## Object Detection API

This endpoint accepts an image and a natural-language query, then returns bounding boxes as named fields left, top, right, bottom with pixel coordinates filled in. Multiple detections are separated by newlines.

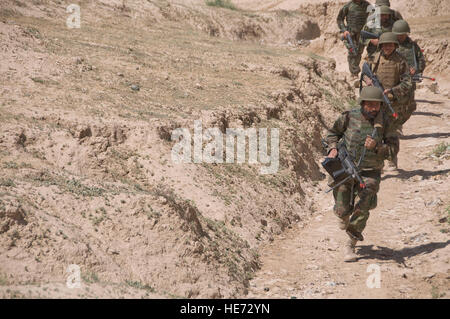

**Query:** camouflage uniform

left=325, top=108, right=399, bottom=236
left=337, top=0, right=371, bottom=75
left=396, top=37, right=426, bottom=124
left=365, top=50, right=412, bottom=127
left=360, top=12, right=395, bottom=59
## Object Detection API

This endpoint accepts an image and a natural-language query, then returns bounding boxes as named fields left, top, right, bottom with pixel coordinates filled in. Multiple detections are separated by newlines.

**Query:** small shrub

left=206, top=0, right=237, bottom=10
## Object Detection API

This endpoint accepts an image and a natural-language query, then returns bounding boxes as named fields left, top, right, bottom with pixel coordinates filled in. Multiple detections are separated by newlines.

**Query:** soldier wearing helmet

left=336, top=0, right=372, bottom=77
left=360, top=5, right=395, bottom=59
left=373, top=0, right=403, bottom=22
left=393, top=19, right=426, bottom=126
left=324, top=86, right=399, bottom=262
left=363, top=32, right=412, bottom=169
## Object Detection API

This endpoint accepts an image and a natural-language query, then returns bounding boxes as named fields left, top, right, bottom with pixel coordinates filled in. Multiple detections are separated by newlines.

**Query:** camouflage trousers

left=397, top=90, right=417, bottom=126
left=332, top=170, right=381, bottom=234
left=344, top=34, right=364, bottom=76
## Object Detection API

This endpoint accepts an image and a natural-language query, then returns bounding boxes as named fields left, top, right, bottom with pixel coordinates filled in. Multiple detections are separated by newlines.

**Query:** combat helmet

left=358, top=86, right=384, bottom=106
left=392, top=20, right=411, bottom=35
left=376, top=0, right=390, bottom=6
left=378, top=5, right=393, bottom=15
left=378, top=32, right=399, bottom=46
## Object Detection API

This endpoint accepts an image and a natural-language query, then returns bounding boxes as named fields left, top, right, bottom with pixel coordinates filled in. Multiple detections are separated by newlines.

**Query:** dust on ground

left=0, top=0, right=448, bottom=298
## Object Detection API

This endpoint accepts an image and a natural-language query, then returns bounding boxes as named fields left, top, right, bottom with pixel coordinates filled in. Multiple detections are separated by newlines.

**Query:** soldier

left=337, top=0, right=371, bottom=78
left=325, top=86, right=399, bottom=262
left=360, top=5, right=395, bottom=60
left=373, top=0, right=403, bottom=22
left=393, top=19, right=426, bottom=125
left=363, top=32, right=412, bottom=168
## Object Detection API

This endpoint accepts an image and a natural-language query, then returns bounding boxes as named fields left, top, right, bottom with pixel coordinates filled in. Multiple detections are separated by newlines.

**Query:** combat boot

left=344, top=238, right=358, bottom=262
left=396, top=125, right=403, bottom=137
left=336, top=214, right=350, bottom=230
left=385, top=156, right=398, bottom=172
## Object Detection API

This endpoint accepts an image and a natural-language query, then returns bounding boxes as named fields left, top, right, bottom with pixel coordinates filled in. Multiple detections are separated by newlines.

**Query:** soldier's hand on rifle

left=410, top=67, right=416, bottom=75
left=328, top=148, right=338, bottom=158
left=370, top=39, right=379, bottom=46
left=342, top=31, right=350, bottom=38
left=364, top=75, right=373, bottom=86
left=384, top=88, right=394, bottom=100
left=364, top=136, right=377, bottom=150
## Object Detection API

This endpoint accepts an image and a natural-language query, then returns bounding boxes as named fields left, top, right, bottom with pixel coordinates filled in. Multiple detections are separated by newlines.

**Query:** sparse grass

left=429, top=142, right=449, bottom=157
left=0, top=274, right=8, bottom=286
left=206, top=0, right=237, bottom=11
left=31, top=77, right=45, bottom=84
left=0, top=178, right=16, bottom=187
left=431, top=286, right=446, bottom=299
left=82, top=272, right=99, bottom=284
left=3, top=162, right=18, bottom=169
left=125, top=280, right=155, bottom=292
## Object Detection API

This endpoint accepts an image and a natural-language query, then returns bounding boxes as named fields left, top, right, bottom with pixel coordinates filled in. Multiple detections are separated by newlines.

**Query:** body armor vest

left=347, top=1, right=370, bottom=33
left=374, top=53, right=401, bottom=89
left=343, top=109, right=385, bottom=170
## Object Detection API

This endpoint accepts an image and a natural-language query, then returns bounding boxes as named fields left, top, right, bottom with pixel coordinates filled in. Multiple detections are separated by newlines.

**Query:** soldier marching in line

left=359, top=5, right=396, bottom=60
left=393, top=19, right=426, bottom=127
left=324, top=87, right=399, bottom=262
left=362, top=32, right=412, bottom=169
left=337, top=0, right=371, bottom=80
left=372, top=0, right=403, bottom=22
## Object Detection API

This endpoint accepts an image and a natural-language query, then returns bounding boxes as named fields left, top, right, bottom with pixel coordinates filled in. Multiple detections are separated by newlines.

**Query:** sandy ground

left=248, top=90, right=450, bottom=298
left=0, top=0, right=448, bottom=298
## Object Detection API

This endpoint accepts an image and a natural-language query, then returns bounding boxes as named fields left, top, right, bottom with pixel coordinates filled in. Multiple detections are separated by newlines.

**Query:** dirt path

left=247, top=89, right=450, bottom=299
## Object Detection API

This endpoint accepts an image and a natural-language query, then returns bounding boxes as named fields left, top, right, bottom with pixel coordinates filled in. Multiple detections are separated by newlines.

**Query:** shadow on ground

left=415, top=99, right=444, bottom=105
left=400, top=132, right=450, bottom=140
left=381, top=168, right=450, bottom=181
left=356, top=240, right=450, bottom=266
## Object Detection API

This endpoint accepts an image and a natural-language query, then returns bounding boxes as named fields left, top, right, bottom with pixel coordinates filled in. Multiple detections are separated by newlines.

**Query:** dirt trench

left=246, top=89, right=450, bottom=298
left=0, top=0, right=448, bottom=299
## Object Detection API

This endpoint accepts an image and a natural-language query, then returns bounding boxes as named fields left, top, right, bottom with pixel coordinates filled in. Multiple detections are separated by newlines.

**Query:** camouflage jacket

left=397, top=37, right=426, bottom=74
left=325, top=108, right=399, bottom=171
left=391, top=9, right=403, bottom=21
left=360, top=20, right=394, bottom=57
left=365, top=51, right=412, bottom=104
left=337, top=0, right=371, bottom=34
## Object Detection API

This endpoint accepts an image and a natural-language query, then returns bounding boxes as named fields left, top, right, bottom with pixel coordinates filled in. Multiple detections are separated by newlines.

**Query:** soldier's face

left=397, top=34, right=407, bottom=43
left=382, top=43, right=396, bottom=56
left=380, top=14, right=390, bottom=23
left=363, top=101, right=381, bottom=118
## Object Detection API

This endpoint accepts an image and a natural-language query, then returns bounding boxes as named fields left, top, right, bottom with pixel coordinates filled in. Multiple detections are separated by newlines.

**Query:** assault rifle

left=322, top=127, right=378, bottom=200
left=411, top=45, right=436, bottom=83
left=341, top=33, right=358, bottom=56
left=322, top=143, right=366, bottom=194
left=360, top=62, right=398, bottom=119
left=360, top=30, right=379, bottom=41
left=412, top=74, right=436, bottom=83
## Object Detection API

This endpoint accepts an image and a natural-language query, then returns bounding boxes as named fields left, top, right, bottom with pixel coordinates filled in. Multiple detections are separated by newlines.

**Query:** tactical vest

left=397, top=38, right=416, bottom=68
left=366, top=24, right=393, bottom=56
left=343, top=108, right=385, bottom=170
left=397, top=38, right=419, bottom=90
left=346, top=1, right=370, bottom=33
left=374, top=52, right=401, bottom=89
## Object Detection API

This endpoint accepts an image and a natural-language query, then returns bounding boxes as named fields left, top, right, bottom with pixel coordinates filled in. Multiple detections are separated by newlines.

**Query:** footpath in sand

left=248, top=89, right=450, bottom=299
